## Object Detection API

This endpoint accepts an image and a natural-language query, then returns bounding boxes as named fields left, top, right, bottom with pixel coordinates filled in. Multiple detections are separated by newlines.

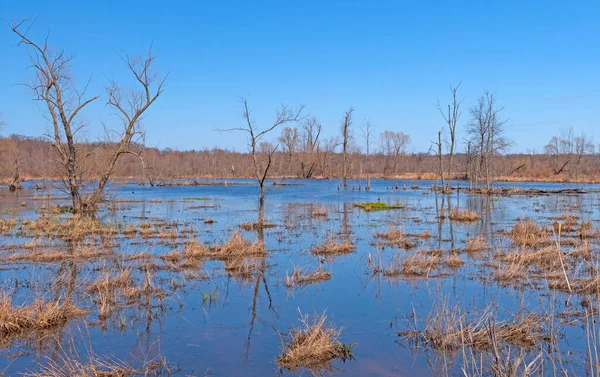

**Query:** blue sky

left=0, top=0, right=598, bottom=153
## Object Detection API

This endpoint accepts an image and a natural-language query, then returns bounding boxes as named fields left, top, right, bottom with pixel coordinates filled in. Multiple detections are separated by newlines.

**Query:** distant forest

left=1, top=133, right=598, bottom=185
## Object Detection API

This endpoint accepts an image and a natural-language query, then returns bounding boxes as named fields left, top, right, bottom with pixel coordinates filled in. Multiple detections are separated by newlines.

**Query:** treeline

left=1, top=133, right=599, bottom=184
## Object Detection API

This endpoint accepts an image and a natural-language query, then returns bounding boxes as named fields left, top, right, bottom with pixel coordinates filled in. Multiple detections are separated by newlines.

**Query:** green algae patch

left=353, top=202, right=403, bottom=211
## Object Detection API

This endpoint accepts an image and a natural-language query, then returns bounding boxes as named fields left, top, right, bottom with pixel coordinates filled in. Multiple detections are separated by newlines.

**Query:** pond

left=0, top=178, right=599, bottom=376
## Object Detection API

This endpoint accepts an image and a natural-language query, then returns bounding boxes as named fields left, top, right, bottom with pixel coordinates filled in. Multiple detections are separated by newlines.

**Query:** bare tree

left=339, top=107, right=354, bottom=188
left=222, top=97, right=303, bottom=226
left=299, top=117, right=321, bottom=178
left=467, top=90, right=510, bottom=191
left=277, top=126, right=299, bottom=162
left=380, top=130, right=411, bottom=175
left=430, top=130, right=444, bottom=188
left=435, top=82, right=462, bottom=189
left=11, top=20, right=165, bottom=214
left=545, top=128, right=595, bottom=179
left=360, top=118, right=374, bottom=190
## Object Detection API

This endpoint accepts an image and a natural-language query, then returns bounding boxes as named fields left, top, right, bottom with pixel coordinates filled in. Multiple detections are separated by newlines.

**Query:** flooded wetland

left=0, top=179, right=599, bottom=376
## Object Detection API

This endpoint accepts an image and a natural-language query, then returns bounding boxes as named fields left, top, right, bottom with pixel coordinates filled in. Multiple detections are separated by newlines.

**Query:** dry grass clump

left=20, top=216, right=118, bottom=242
left=399, top=303, right=548, bottom=353
left=0, top=218, right=17, bottom=234
left=507, top=219, right=550, bottom=247
left=494, top=261, right=527, bottom=283
left=285, top=266, right=331, bottom=287
left=2, top=247, right=111, bottom=263
left=24, top=356, right=135, bottom=377
left=551, top=214, right=579, bottom=233
left=465, top=236, right=489, bottom=253
left=211, top=232, right=265, bottom=259
left=310, top=205, right=328, bottom=219
left=496, top=245, right=561, bottom=271
left=375, top=227, right=417, bottom=249
left=277, top=311, right=354, bottom=371
left=312, top=237, right=355, bottom=256
left=160, top=240, right=210, bottom=268
left=23, top=350, right=170, bottom=377
left=223, top=258, right=261, bottom=282
left=447, top=208, right=480, bottom=222
left=384, top=253, right=441, bottom=277
left=0, top=293, right=86, bottom=336
left=445, top=254, right=465, bottom=268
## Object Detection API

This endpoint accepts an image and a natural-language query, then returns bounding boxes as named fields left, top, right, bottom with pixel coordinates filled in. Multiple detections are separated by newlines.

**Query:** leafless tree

left=339, top=107, right=354, bottom=188
left=298, top=117, right=321, bottom=178
left=317, top=136, right=339, bottom=179
left=467, top=90, right=510, bottom=191
left=430, top=130, right=444, bottom=188
left=545, top=128, right=595, bottom=179
left=222, top=97, right=304, bottom=226
left=277, top=126, right=299, bottom=161
left=11, top=20, right=165, bottom=214
left=360, top=118, right=374, bottom=190
left=435, top=82, right=462, bottom=189
left=380, top=130, right=411, bottom=175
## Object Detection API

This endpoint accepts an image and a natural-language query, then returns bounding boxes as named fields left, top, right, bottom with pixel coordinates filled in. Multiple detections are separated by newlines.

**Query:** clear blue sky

left=0, top=0, right=598, bottom=153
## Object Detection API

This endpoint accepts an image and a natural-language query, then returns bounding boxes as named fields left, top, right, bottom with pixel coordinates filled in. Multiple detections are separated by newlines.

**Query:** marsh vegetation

left=0, top=178, right=599, bottom=376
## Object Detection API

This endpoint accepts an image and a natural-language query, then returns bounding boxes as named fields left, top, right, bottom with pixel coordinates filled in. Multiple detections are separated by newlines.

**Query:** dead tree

left=11, top=20, right=165, bottom=214
left=381, top=130, right=411, bottom=176
left=222, top=97, right=303, bottom=227
left=430, top=130, right=444, bottom=188
left=467, top=90, right=510, bottom=191
left=277, top=126, right=299, bottom=163
left=339, top=107, right=354, bottom=188
left=435, top=82, right=462, bottom=189
left=299, top=117, right=321, bottom=178
left=360, top=118, right=374, bottom=190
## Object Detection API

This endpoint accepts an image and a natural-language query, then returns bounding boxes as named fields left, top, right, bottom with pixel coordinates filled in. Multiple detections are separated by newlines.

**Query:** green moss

left=354, top=202, right=403, bottom=211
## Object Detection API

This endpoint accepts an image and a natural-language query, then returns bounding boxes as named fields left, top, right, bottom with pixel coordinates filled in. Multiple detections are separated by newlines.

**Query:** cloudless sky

left=0, top=0, right=599, bottom=153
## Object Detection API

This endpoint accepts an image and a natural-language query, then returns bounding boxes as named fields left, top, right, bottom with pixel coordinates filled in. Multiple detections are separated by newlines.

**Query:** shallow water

left=0, top=178, right=599, bottom=376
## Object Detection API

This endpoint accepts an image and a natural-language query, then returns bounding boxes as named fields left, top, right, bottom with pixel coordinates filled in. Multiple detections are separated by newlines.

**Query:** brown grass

left=2, top=247, right=111, bottom=263
left=285, top=266, right=331, bottom=287
left=445, top=254, right=465, bottom=268
left=448, top=208, right=480, bottom=222
left=375, top=227, right=417, bottom=249
left=0, top=292, right=86, bottom=336
left=399, top=302, right=548, bottom=353
left=277, top=311, right=353, bottom=371
left=507, top=219, right=551, bottom=247
left=0, top=218, right=17, bottom=234
left=310, top=206, right=328, bottom=219
left=465, top=236, right=489, bottom=253
left=384, top=253, right=441, bottom=277
left=312, top=237, right=355, bottom=256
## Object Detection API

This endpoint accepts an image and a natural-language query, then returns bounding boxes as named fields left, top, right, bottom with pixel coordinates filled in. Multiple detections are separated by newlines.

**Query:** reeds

left=312, top=237, right=355, bottom=256
left=375, top=227, right=417, bottom=249
left=399, top=302, right=548, bottom=353
left=277, top=310, right=354, bottom=371
left=465, top=236, right=489, bottom=253
left=448, top=208, right=480, bottom=222
left=507, top=218, right=550, bottom=247
left=285, top=266, right=331, bottom=287
left=0, top=292, right=86, bottom=336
